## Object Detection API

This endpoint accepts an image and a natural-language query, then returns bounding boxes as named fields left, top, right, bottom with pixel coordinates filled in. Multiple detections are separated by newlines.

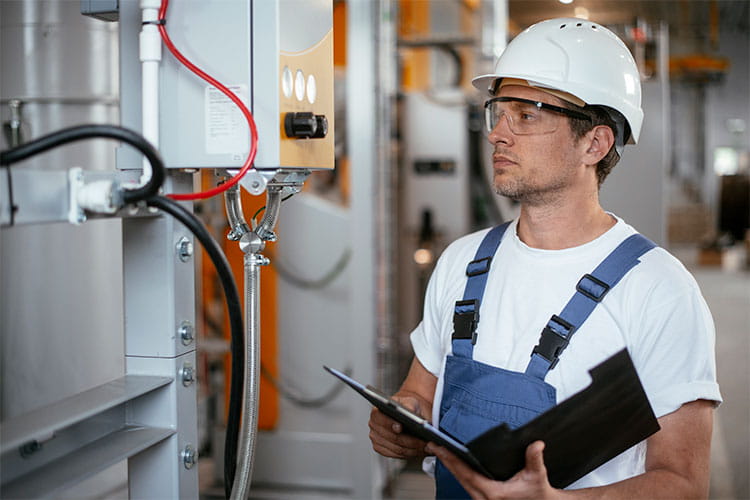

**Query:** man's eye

left=519, top=112, right=538, bottom=121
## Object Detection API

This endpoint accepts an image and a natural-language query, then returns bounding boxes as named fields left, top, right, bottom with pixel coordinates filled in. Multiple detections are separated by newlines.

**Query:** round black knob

left=285, top=112, right=316, bottom=138
left=284, top=112, right=328, bottom=139
left=312, top=115, right=328, bottom=139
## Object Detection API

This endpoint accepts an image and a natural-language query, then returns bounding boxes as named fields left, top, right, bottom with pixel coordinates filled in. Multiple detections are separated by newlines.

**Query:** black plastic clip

left=466, top=256, right=492, bottom=277
left=452, top=299, right=480, bottom=344
left=576, top=274, right=610, bottom=302
left=532, top=315, right=574, bottom=369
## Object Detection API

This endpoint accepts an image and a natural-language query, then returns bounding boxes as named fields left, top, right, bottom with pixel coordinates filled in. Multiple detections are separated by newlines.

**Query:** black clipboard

left=325, top=348, right=660, bottom=488
left=323, top=366, right=491, bottom=475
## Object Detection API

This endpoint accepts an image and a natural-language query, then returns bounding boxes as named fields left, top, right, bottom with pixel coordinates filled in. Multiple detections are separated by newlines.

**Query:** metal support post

left=122, top=172, right=199, bottom=498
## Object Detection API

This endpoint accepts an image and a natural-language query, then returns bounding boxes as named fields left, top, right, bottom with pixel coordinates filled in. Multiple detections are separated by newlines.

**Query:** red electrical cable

left=158, top=0, right=259, bottom=200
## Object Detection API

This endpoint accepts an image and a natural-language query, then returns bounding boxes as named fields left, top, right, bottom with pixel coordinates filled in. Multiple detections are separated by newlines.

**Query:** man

left=369, top=18, right=721, bottom=499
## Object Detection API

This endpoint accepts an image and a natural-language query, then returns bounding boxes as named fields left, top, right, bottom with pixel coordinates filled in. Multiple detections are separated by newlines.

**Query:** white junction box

left=134, top=0, right=334, bottom=171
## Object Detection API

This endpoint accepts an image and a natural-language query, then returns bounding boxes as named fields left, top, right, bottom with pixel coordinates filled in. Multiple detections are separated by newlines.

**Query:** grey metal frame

left=0, top=172, right=201, bottom=499
left=121, top=174, right=200, bottom=498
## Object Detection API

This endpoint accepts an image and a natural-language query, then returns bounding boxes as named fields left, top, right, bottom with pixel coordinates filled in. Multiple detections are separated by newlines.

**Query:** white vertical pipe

left=480, top=0, right=507, bottom=62
left=140, top=0, right=162, bottom=185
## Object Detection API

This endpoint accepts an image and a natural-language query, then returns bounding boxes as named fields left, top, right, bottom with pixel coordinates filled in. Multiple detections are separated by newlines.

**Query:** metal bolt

left=176, top=237, right=193, bottom=262
left=181, top=362, right=195, bottom=387
left=239, top=232, right=265, bottom=254
left=178, top=321, right=195, bottom=346
left=181, top=444, right=197, bottom=469
left=19, top=440, right=43, bottom=459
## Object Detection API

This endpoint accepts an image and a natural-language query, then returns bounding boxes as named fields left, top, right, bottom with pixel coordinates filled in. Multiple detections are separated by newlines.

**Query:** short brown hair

left=567, top=106, right=622, bottom=187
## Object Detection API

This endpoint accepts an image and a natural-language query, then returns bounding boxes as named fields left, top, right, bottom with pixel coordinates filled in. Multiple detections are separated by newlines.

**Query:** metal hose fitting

left=224, top=182, right=251, bottom=241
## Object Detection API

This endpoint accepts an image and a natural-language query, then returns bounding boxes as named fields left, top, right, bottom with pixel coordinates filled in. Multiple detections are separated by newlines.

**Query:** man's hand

left=368, top=395, right=430, bottom=459
left=367, top=357, right=438, bottom=459
left=427, top=440, right=558, bottom=500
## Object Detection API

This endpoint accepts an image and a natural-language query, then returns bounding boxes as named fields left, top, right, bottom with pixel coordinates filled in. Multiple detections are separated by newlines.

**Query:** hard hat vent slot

left=560, top=24, right=566, bottom=29
left=576, top=23, right=583, bottom=27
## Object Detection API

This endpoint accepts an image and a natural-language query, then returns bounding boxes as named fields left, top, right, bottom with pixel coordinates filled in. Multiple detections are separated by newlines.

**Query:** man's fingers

left=369, top=406, right=404, bottom=432
left=368, top=407, right=427, bottom=458
left=429, top=444, right=491, bottom=499
left=369, top=427, right=426, bottom=457
left=525, top=440, right=547, bottom=475
left=391, top=395, right=423, bottom=417
left=368, top=414, right=424, bottom=448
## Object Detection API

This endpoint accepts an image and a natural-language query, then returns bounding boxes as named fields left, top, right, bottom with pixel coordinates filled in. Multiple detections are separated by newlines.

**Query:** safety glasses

left=484, top=97, right=592, bottom=135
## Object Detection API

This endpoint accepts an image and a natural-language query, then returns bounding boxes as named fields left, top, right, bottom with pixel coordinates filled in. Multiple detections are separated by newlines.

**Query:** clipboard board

left=323, top=366, right=491, bottom=475
left=325, top=348, right=660, bottom=488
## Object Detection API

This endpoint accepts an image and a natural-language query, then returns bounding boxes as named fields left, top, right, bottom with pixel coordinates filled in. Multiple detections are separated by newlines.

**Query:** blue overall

left=434, top=222, right=656, bottom=499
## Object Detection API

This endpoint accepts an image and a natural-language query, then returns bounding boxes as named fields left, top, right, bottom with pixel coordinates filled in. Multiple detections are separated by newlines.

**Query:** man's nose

left=488, top=113, right=514, bottom=146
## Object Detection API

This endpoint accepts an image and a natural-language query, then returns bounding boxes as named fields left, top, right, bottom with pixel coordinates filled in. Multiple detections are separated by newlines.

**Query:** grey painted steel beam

left=1, top=425, right=174, bottom=498
left=0, top=169, right=70, bottom=226
left=1, top=375, right=172, bottom=453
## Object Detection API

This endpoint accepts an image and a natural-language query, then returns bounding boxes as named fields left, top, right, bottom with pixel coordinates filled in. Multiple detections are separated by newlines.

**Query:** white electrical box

left=156, top=0, right=334, bottom=170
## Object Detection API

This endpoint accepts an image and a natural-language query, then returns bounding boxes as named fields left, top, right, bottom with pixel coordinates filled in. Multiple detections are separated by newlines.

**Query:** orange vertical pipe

left=333, top=1, right=347, bottom=68
left=400, top=0, right=431, bottom=91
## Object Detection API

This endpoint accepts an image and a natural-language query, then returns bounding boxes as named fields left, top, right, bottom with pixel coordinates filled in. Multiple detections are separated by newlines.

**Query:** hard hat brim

left=472, top=74, right=500, bottom=96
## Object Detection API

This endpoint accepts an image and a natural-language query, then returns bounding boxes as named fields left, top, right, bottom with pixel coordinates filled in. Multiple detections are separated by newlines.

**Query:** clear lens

left=485, top=99, right=561, bottom=135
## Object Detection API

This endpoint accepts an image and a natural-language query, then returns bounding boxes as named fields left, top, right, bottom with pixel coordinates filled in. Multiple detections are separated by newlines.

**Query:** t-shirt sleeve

left=409, top=233, right=481, bottom=377
left=628, top=257, right=722, bottom=417
left=410, top=263, right=449, bottom=377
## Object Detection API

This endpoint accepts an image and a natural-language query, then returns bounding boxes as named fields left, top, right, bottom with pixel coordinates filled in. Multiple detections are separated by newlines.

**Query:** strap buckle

left=452, top=299, right=480, bottom=344
left=576, top=274, right=610, bottom=302
left=531, top=315, right=574, bottom=369
left=466, top=256, right=492, bottom=277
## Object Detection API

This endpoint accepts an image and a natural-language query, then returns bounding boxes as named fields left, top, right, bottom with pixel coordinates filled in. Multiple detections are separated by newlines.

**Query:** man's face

left=488, top=85, right=589, bottom=206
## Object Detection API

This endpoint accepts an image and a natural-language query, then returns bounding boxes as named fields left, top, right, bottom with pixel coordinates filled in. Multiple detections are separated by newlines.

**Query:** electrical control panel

left=156, top=0, right=334, bottom=171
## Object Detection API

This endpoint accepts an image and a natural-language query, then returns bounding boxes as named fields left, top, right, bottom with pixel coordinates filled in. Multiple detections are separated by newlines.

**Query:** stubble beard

left=493, top=168, right=572, bottom=207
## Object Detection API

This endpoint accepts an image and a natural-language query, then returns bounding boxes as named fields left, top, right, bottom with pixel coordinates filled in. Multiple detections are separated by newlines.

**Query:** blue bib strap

left=526, top=233, right=657, bottom=378
left=451, top=222, right=511, bottom=359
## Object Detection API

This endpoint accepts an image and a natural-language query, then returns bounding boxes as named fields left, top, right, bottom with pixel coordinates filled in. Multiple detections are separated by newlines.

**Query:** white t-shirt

left=411, top=216, right=721, bottom=489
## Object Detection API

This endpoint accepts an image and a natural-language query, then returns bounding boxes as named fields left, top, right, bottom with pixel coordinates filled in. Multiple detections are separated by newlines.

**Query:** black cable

left=0, top=124, right=241, bottom=497
left=251, top=192, right=296, bottom=222
left=145, top=195, right=243, bottom=499
left=436, top=44, right=464, bottom=88
left=0, top=124, right=165, bottom=204
left=5, top=166, right=17, bottom=226
left=268, top=247, right=351, bottom=290
left=261, top=363, right=352, bottom=408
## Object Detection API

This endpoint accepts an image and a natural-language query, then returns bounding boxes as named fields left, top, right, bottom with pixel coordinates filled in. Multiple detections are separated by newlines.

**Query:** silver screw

left=181, top=362, right=195, bottom=387
left=179, top=321, right=195, bottom=346
left=181, top=444, right=197, bottom=469
left=176, top=237, right=193, bottom=262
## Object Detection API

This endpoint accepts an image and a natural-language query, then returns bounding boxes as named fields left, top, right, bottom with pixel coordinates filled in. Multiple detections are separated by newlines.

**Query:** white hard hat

left=473, top=18, right=643, bottom=145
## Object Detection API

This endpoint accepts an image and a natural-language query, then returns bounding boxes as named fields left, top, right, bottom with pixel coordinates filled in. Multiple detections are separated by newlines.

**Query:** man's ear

left=582, top=125, right=615, bottom=165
